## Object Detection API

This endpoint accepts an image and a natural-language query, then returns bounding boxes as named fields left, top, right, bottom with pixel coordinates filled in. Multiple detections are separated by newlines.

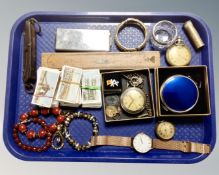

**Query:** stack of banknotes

left=32, top=66, right=102, bottom=108
left=55, top=66, right=82, bottom=107
left=81, top=69, right=102, bottom=108
left=31, top=67, right=60, bottom=108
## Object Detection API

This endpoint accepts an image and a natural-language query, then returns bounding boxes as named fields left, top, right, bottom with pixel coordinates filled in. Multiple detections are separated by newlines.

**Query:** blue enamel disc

left=160, top=75, right=199, bottom=113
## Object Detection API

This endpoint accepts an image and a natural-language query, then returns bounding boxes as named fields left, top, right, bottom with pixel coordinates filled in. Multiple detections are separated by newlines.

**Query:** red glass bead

left=31, top=147, right=37, bottom=152
left=21, top=145, right=27, bottom=150
left=37, top=148, right=42, bottom=152
left=15, top=138, right=20, bottom=143
left=52, top=107, right=61, bottom=116
left=42, top=145, right=47, bottom=151
left=49, top=124, right=57, bottom=133
left=13, top=133, right=18, bottom=138
left=46, top=141, right=51, bottom=147
left=14, top=124, right=19, bottom=129
left=57, top=115, right=65, bottom=124
left=47, top=132, right=52, bottom=137
left=20, top=113, right=28, bottom=121
left=27, top=146, right=32, bottom=151
left=40, top=108, right=50, bottom=116
left=30, top=109, right=39, bottom=117
left=38, top=129, right=47, bottom=138
left=41, top=120, right=46, bottom=125
left=48, top=137, right=52, bottom=142
left=44, top=125, right=49, bottom=131
left=33, top=118, right=38, bottom=123
left=37, top=118, right=42, bottom=123
left=18, top=124, right=27, bottom=133
left=26, top=130, right=36, bottom=140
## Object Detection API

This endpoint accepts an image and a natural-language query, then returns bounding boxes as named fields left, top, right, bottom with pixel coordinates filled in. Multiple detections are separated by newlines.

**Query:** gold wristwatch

left=91, top=133, right=210, bottom=154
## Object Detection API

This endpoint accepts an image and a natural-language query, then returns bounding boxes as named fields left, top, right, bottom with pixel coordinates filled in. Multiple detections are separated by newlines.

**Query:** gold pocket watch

left=120, top=87, right=146, bottom=114
left=166, top=36, right=192, bottom=66
left=155, top=121, right=176, bottom=140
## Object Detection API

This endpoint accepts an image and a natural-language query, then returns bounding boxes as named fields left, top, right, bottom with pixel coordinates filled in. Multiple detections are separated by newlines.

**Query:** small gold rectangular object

left=183, top=20, right=205, bottom=50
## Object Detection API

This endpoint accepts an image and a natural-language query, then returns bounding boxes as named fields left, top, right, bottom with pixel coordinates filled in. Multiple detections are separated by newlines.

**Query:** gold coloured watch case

left=120, top=87, right=146, bottom=114
left=155, top=121, right=176, bottom=140
left=166, top=36, right=192, bottom=66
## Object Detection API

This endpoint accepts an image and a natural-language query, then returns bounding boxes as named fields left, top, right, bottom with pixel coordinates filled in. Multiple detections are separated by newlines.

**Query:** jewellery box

left=102, top=69, right=154, bottom=122
left=155, top=66, right=211, bottom=117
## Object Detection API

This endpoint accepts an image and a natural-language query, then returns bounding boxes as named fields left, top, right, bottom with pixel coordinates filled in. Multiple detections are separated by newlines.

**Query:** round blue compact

left=160, top=75, right=199, bottom=113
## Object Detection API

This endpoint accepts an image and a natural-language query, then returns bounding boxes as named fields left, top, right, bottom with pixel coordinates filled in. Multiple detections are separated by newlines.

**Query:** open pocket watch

left=120, top=74, right=146, bottom=114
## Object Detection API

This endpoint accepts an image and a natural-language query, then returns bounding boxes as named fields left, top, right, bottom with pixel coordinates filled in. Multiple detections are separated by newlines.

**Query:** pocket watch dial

left=155, top=121, right=175, bottom=140
left=120, top=87, right=146, bottom=114
left=133, top=133, right=152, bottom=153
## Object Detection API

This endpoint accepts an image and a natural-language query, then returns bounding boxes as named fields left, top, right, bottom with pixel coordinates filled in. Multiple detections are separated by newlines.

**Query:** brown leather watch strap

left=91, top=136, right=132, bottom=147
left=152, top=139, right=211, bottom=154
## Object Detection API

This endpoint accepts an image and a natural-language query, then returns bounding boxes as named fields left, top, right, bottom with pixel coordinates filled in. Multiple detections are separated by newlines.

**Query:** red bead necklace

left=13, top=107, right=65, bottom=152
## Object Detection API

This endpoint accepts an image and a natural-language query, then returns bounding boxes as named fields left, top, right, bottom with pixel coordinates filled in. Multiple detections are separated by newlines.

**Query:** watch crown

left=175, top=36, right=184, bottom=45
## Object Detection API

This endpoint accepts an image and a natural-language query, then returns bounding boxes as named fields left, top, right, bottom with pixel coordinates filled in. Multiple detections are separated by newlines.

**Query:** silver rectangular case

left=55, top=28, right=111, bottom=51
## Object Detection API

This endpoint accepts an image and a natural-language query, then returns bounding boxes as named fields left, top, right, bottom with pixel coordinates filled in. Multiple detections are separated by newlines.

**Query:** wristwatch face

left=120, top=87, right=146, bottom=114
left=133, top=133, right=152, bottom=153
left=155, top=121, right=175, bottom=140
left=166, top=43, right=192, bottom=66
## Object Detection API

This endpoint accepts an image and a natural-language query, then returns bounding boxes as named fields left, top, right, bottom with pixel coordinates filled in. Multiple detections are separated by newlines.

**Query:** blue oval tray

left=3, top=12, right=216, bottom=163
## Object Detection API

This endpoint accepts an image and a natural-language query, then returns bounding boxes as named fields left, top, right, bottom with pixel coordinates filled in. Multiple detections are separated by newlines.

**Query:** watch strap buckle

left=181, top=141, right=191, bottom=152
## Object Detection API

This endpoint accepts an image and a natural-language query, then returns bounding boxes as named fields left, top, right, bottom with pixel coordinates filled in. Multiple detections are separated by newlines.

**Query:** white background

left=0, top=0, right=218, bottom=174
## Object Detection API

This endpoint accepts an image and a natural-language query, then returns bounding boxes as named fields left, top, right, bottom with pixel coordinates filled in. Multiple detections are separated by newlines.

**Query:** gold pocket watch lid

left=166, top=36, right=192, bottom=66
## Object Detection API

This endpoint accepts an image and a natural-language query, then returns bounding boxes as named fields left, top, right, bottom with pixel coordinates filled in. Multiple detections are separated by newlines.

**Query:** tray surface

left=3, top=12, right=216, bottom=163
